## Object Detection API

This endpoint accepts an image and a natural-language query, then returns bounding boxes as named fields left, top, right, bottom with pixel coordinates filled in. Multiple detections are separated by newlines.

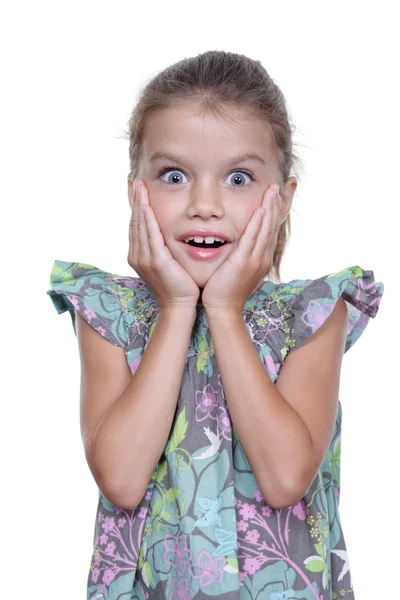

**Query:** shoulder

left=46, top=259, right=157, bottom=348
left=276, top=264, right=384, bottom=359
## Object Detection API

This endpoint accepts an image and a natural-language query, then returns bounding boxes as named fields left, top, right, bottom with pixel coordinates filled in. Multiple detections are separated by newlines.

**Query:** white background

left=1, top=1, right=396, bottom=598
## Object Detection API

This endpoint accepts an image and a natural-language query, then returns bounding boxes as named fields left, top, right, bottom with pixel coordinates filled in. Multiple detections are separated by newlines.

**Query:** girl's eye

left=157, top=167, right=189, bottom=185
left=226, top=170, right=254, bottom=187
left=156, top=165, right=255, bottom=187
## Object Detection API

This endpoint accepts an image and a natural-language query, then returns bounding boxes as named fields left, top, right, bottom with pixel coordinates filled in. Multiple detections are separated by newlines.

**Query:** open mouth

left=184, top=240, right=228, bottom=249
left=180, top=239, right=231, bottom=260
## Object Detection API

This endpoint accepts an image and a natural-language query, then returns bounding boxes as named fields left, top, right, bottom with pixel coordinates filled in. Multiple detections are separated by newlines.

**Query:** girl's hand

left=202, top=183, right=282, bottom=312
left=128, top=180, right=200, bottom=309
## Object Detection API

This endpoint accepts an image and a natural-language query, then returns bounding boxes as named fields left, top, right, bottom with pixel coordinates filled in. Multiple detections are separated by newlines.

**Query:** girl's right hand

left=128, top=180, right=200, bottom=309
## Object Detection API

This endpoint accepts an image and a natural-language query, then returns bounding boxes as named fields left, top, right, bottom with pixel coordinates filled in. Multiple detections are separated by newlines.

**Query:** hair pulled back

left=125, top=50, right=303, bottom=283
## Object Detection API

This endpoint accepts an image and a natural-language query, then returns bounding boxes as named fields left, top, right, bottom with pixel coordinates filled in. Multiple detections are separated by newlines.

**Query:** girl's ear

left=279, top=176, right=297, bottom=222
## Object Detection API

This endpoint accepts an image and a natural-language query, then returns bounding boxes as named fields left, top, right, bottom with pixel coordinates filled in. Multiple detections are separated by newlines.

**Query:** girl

left=47, top=50, right=384, bottom=600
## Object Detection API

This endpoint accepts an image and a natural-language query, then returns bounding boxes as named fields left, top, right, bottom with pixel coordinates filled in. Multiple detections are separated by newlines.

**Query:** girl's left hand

left=202, top=183, right=282, bottom=312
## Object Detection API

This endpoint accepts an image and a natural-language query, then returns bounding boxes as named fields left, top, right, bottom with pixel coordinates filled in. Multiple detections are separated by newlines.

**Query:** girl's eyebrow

left=149, top=151, right=266, bottom=167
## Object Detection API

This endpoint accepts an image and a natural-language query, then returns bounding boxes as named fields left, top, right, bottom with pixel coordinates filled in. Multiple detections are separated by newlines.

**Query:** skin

left=127, top=101, right=297, bottom=298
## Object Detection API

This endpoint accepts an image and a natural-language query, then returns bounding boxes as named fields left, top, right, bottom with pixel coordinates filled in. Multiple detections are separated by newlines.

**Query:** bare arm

left=77, top=306, right=197, bottom=509
left=206, top=298, right=347, bottom=510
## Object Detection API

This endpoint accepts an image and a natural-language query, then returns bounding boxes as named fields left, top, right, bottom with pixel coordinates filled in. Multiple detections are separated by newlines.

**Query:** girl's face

left=128, top=101, right=296, bottom=289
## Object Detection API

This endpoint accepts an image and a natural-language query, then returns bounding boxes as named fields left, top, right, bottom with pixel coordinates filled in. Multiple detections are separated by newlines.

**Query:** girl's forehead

left=142, top=104, right=276, bottom=160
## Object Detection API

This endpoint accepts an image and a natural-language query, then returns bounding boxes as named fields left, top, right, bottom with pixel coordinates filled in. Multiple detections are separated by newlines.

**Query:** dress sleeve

left=46, top=260, right=130, bottom=348
left=284, top=265, right=384, bottom=358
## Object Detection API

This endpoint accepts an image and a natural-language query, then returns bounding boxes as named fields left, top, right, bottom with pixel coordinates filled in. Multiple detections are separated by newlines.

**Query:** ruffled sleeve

left=281, top=265, right=384, bottom=359
left=46, top=260, right=132, bottom=348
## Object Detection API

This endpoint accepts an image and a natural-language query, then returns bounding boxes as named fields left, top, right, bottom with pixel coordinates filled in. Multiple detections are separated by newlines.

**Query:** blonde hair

left=124, top=50, right=304, bottom=283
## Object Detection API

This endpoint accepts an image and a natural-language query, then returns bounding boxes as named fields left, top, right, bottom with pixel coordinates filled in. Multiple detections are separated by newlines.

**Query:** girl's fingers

left=137, top=181, right=152, bottom=262
left=237, top=202, right=266, bottom=256
left=253, top=185, right=280, bottom=256
left=130, top=179, right=139, bottom=264
left=139, top=182, right=166, bottom=261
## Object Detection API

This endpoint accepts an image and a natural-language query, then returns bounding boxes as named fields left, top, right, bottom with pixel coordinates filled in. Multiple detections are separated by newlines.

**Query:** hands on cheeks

left=135, top=180, right=283, bottom=313
left=201, top=183, right=282, bottom=312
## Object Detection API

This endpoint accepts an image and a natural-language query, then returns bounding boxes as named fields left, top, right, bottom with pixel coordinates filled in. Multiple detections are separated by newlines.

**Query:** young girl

left=47, top=50, right=384, bottom=600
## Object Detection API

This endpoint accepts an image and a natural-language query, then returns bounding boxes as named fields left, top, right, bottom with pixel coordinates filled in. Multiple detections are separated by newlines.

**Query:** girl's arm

left=206, top=297, right=348, bottom=510
left=77, top=306, right=197, bottom=509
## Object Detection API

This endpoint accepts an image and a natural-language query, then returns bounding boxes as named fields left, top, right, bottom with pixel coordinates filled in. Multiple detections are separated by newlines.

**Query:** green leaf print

left=50, top=261, right=76, bottom=286
left=304, top=542, right=327, bottom=574
left=138, top=542, right=146, bottom=569
left=148, top=319, right=156, bottom=338
left=142, top=561, right=153, bottom=587
left=314, top=543, right=326, bottom=559
left=196, top=334, right=210, bottom=373
left=155, top=459, right=168, bottom=483
left=351, top=265, right=364, bottom=278
left=152, top=497, right=164, bottom=518
left=166, top=406, right=188, bottom=454
left=119, top=287, right=134, bottom=307
left=164, top=487, right=181, bottom=503
left=225, top=556, right=239, bottom=570
left=50, top=261, right=64, bottom=280
left=304, top=559, right=325, bottom=573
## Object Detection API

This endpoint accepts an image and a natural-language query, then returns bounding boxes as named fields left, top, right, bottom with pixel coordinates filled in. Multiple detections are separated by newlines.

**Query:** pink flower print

left=102, top=516, right=115, bottom=533
left=239, top=571, right=246, bottom=583
left=239, top=503, right=257, bottom=521
left=261, top=505, right=272, bottom=517
left=189, top=550, right=225, bottom=586
left=145, top=490, right=152, bottom=500
left=164, top=534, right=192, bottom=577
left=236, top=519, right=249, bottom=532
left=129, top=357, right=141, bottom=375
left=301, top=300, right=333, bottom=333
left=97, top=510, right=104, bottom=523
left=138, top=507, right=147, bottom=519
left=99, top=533, right=108, bottom=545
left=94, top=551, right=101, bottom=567
left=253, top=489, right=264, bottom=502
left=264, top=353, right=279, bottom=377
left=245, top=529, right=260, bottom=543
left=243, top=556, right=261, bottom=576
left=292, top=498, right=309, bottom=521
left=195, top=384, right=219, bottom=422
left=102, top=568, right=115, bottom=586
left=96, top=326, right=106, bottom=337
left=169, top=578, right=196, bottom=600
left=214, top=406, right=232, bottom=438
left=105, top=541, right=116, bottom=555
left=67, top=294, right=80, bottom=310
left=115, top=506, right=123, bottom=515
left=91, top=567, right=100, bottom=583
left=118, top=517, right=126, bottom=528
left=84, top=306, right=97, bottom=324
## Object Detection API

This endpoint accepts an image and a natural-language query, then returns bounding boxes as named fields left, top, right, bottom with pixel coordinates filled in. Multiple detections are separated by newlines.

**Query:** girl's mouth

left=179, top=240, right=231, bottom=260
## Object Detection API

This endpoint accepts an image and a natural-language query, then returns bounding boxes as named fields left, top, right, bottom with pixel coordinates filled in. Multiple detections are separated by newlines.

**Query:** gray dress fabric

left=47, top=260, right=384, bottom=599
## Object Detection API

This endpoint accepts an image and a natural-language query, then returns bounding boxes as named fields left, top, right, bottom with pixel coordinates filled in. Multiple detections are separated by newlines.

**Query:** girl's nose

left=186, top=185, right=224, bottom=217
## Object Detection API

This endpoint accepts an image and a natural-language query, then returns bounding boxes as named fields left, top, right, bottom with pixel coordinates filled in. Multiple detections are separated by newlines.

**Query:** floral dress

left=47, top=260, right=384, bottom=600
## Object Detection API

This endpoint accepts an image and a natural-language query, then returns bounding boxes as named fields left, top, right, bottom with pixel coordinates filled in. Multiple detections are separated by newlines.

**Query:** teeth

left=184, top=236, right=226, bottom=244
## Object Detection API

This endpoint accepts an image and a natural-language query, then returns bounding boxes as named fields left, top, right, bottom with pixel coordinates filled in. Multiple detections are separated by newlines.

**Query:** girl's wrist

left=159, top=305, right=198, bottom=321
